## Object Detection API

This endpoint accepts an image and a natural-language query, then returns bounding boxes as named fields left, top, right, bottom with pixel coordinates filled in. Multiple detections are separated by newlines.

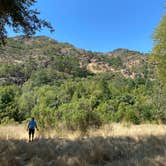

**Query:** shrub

left=124, top=106, right=140, bottom=124
left=32, top=104, right=57, bottom=129
left=58, top=102, right=102, bottom=132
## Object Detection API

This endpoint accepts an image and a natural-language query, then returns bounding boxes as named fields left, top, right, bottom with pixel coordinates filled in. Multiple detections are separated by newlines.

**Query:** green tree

left=152, top=13, right=166, bottom=85
left=0, top=85, right=23, bottom=123
left=0, top=0, right=54, bottom=44
left=151, top=11, right=166, bottom=120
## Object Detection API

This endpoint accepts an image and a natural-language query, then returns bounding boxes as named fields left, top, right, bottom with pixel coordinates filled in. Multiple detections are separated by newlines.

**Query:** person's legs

left=32, top=133, right=34, bottom=141
left=32, top=129, right=35, bottom=141
left=29, top=134, right=31, bottom=142
left=29, top=129, right=32, bottom=142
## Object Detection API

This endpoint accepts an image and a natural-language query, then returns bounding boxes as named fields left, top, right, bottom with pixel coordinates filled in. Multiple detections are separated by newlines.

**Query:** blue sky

left=9, top=0, right=165, bottom=53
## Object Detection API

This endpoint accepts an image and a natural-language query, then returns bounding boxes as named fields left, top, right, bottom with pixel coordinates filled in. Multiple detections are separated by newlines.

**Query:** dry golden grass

left=0, top=123, right=166, bottom=166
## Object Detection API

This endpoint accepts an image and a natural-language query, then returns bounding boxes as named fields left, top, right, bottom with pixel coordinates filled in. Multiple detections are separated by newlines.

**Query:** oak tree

left=0, top=0, right=54, bottom=44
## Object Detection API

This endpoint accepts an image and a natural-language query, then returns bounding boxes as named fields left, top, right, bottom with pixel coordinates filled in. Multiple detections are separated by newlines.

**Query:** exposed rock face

left=87, top=62, right=111, bottom=74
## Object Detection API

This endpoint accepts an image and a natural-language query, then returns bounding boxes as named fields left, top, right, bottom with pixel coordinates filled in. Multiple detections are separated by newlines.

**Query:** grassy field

left=0, top=124, right=166, bottom=166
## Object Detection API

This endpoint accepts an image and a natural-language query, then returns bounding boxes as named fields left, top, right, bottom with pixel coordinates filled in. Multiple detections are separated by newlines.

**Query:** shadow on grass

left=0, top=135, right=166, bottom=166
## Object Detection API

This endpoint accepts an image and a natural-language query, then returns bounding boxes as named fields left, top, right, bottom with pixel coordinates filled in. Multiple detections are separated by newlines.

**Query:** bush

left=96, top=100, right=118, bottom=123
left=0, top=85, right=22, bottom=123
left=32, top=104, right=57, bottom=129
left=124, top=106, right=140, bottom=124
left=58, top=102, right=102, bottom=132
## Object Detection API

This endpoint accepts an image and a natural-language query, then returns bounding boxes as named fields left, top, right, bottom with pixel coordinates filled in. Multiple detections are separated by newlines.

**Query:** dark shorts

left=29, top=128, right=35, bottom=135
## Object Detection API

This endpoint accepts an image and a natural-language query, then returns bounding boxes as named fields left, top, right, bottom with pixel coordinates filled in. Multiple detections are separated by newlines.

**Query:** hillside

left=0, top=35, right=164, bottom=129
left=0, top=36, right=147, bottom=85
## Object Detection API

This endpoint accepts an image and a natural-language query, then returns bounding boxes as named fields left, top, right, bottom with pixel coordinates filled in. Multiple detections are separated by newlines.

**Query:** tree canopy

left=152, top=14, right=166, bottom=85
left=0, top=0, right=54, bottom=45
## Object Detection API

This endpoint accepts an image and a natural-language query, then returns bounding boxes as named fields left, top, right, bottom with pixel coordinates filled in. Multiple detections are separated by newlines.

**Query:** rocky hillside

left=0, top=36, right=147, bottom=83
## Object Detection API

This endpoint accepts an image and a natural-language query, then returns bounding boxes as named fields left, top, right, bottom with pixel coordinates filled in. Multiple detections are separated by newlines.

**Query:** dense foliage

left=0, top=60, right=165, bottom=130
left=152, top=14, right=166, bottom=86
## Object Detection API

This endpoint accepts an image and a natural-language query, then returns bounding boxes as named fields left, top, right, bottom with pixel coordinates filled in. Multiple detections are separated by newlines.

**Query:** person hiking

left=27, top=117, right=38, bottom=142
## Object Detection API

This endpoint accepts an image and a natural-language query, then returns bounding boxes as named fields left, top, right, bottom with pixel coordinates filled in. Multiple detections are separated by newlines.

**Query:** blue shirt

left=28, top=120, right=37, bottom=129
